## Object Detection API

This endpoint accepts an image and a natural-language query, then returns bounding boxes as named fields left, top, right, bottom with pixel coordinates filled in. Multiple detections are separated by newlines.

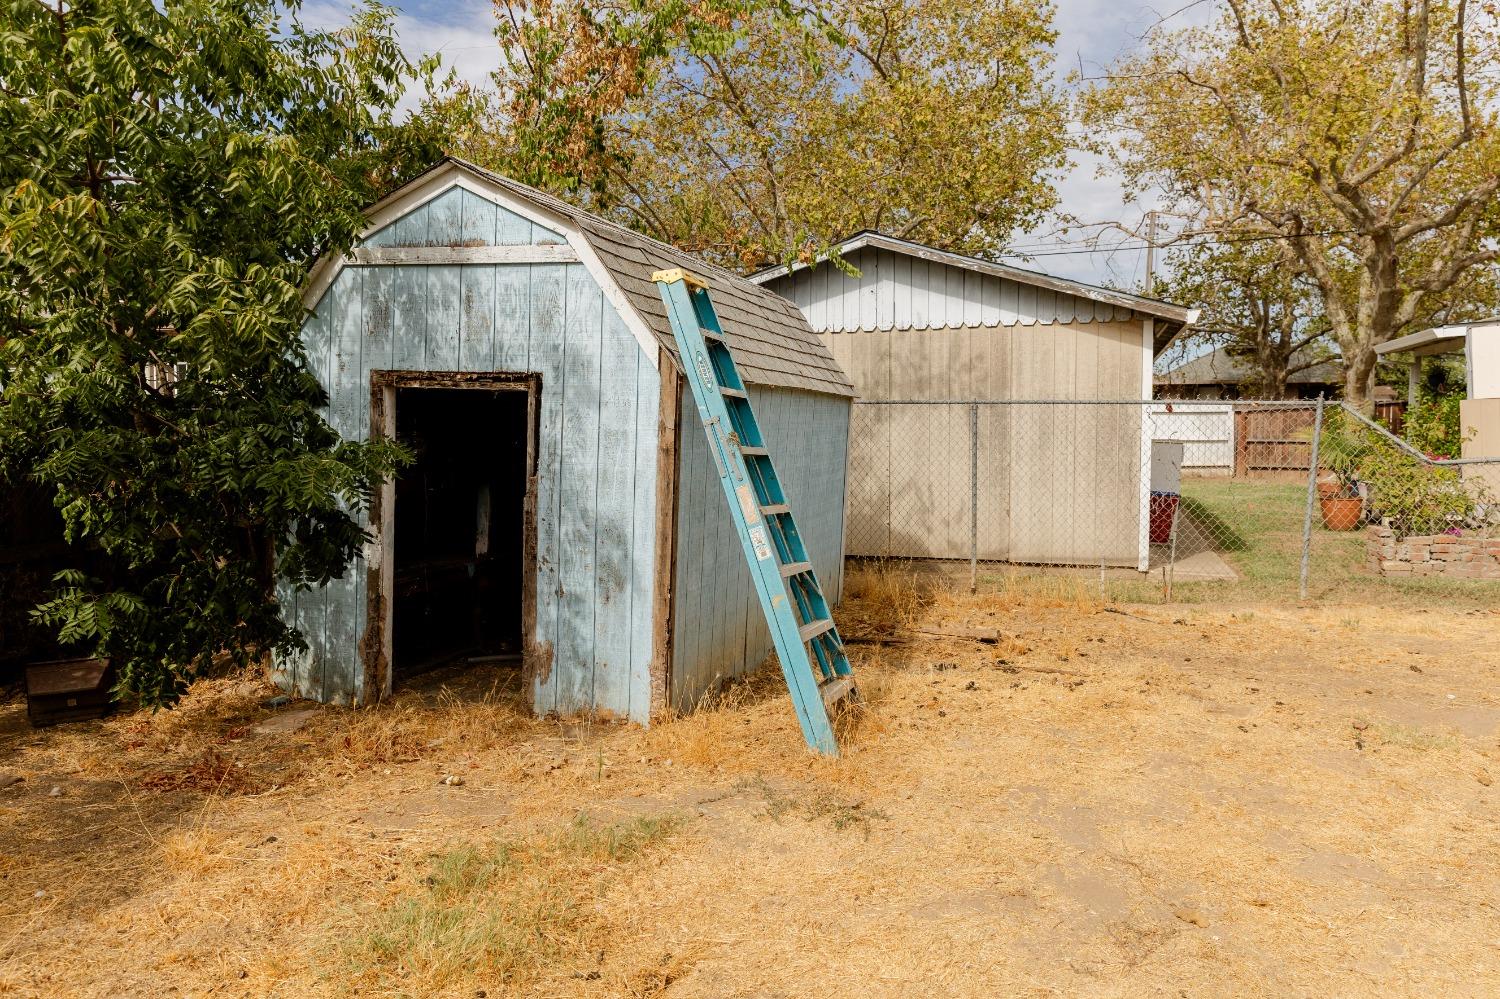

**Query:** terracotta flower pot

left=1319, top=495, right=1363, bottom=531
left=1317, top=478, right=1340, bottom=499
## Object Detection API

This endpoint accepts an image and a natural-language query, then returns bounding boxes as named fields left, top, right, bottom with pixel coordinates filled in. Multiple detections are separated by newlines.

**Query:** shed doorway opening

left=392, top=385, right=531, bottom=683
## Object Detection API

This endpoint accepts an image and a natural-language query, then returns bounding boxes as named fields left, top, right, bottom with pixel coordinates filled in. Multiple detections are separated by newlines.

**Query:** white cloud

left=299, top=1, right=499, bottom=115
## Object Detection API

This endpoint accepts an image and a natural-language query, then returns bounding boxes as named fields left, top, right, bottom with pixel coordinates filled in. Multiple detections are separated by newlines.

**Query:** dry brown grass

left=2, top=582, right=1499, bottom=997
left=335, top=811, right=686, bottom=995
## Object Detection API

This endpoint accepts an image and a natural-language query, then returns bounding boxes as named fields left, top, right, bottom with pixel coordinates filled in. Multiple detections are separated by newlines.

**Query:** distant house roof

left=1156, top=346, right=1342, bottom=388
left=749, top=230, right=1199, bottom=355
left=309, top=157, right=854, bottom=398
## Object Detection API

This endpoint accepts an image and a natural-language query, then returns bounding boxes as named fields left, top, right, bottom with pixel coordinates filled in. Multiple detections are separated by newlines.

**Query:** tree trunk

left=1343, top=342, right=1379, bottom=412
left=1249, top=357, right=1291, bottom=399
left=1257, top=341, right=1290, bottom=399
left=1268, top=368, right=1290, bottom=400
left=1344, top=239, right=1400, bottom=413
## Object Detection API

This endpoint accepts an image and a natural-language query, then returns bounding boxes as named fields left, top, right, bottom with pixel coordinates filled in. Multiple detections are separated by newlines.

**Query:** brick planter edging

left=1365, top=525, right=1500, bottom=579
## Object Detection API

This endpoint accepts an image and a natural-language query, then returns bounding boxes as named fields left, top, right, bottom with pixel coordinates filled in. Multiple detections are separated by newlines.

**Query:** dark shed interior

left=392, top=387, right=529, bottom=682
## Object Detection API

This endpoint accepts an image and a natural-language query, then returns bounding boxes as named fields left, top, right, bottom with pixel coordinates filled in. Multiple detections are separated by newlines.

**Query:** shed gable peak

left=360, top=185, right=567, bottom=250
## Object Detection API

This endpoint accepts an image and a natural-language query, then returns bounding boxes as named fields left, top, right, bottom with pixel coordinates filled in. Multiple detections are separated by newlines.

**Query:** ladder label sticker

left=736, top=484, right=761, bottom=525
left=748, top=525, right=773, bottom=562
left=694, top=350, right=715, bottom=388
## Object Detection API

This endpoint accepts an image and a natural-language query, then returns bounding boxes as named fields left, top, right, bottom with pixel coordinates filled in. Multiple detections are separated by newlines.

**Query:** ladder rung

left=780, top=560, right=812, bottom=577
left=799, top=618, right=834, bottom=643
left=741, top=445, right=768, bottom=457
left=819, top=675, right=856, bottom=707
left=700, top=326, right=725, bottom=342
left=720, top=387, right=748, bottom=399
left=761, top=503, right=789, bottom=516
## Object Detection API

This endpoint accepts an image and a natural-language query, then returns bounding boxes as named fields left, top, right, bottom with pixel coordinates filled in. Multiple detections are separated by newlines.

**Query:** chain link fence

left=846, top=399, right=1500, bottom=600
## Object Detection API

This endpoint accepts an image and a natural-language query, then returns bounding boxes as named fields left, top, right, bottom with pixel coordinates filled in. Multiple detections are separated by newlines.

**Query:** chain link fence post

left=970, top=402, right=979, bottom=594
left=1299, top=394, right=1327, bottom=601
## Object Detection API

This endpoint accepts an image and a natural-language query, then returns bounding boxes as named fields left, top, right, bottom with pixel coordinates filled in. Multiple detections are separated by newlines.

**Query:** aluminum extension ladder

left=653, top=268, right=857, bottom=755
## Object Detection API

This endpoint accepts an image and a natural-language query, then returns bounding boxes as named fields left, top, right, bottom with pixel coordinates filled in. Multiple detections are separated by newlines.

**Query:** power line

left=998, top=226, right=1365, bottom=258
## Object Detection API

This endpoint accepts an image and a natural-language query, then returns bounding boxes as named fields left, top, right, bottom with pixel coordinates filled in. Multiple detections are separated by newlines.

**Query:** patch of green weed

left=340, top=812, right=684, bottom=993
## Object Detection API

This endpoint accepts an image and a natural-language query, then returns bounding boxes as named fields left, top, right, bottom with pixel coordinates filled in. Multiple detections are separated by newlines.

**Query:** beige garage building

left=752, top=232, right=1197, bottom=569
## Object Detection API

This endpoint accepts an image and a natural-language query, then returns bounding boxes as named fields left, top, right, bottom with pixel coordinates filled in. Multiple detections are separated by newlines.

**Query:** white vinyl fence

left=1150, top=403, right=1233, bottom=475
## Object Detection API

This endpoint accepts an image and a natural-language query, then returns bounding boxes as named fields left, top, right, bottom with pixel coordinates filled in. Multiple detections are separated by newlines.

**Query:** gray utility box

left=1151, top=440, right=1185, bottom=494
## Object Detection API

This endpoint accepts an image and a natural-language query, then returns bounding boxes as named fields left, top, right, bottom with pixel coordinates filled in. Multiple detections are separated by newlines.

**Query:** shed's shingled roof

left=448, top=158, right=854, bottom=398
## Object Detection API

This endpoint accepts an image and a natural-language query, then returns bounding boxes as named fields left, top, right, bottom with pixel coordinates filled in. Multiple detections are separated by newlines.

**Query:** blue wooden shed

left=274, top=158, right=854, bottom=722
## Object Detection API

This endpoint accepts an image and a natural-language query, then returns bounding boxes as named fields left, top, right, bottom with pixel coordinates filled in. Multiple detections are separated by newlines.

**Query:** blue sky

left=304, top=0, right=1212, bottom=287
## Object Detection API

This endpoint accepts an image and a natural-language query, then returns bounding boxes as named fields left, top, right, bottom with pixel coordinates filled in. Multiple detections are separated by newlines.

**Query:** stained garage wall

left=762, top=246, right=1152, bottom=567
left=824, top=318, right=1146, bottom=565
left=274, top=187, right=660, bottom=722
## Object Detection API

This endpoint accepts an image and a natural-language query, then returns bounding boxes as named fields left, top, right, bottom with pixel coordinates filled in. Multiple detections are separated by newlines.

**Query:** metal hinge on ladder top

left=652, top=267, right=858, bottom=757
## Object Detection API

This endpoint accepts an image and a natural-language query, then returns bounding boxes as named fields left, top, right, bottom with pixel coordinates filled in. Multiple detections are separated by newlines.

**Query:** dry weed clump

left=311, top=680, right=538, bottom=775
left=981, top=570, right=1105, bottom=612
left=335, top=812, right=685, bottom=995
left=638, top=649, right=893, bottom=782
left=842, top=563, right=929, bottom=633
left=641, top=669, right=801, bottom=774
left=158, top=824, right=239, bottom=877
left=30, top=674, right=273, bottom=786
left=137, top=747, right=267, bottom=795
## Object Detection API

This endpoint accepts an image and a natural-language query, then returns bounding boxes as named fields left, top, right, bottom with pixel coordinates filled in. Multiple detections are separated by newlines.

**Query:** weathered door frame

left=364, top=371, right=541, bottom=704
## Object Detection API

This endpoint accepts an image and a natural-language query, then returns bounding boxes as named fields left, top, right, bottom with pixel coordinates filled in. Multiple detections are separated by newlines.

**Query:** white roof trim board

left=750, top=231, right=1198, bottom=352
left=1375, top=320, right=1500, bottom=357
left=303, top=158, right=854, bottom=398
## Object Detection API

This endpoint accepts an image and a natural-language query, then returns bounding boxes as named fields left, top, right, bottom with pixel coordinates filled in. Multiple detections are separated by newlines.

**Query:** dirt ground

left=2, top=570, right=1498, bottom=997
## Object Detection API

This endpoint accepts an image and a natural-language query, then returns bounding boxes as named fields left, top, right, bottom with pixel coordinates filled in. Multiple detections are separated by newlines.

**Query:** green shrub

left=1321, top=408, right=1492, bottom=538
left=1360, top=446, right=1482, bottom=537
left=1403, top=391, right=1466, bottom=459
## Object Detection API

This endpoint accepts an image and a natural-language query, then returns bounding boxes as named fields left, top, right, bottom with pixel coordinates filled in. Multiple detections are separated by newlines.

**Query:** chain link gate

left=846, top=399, right=1500, bottom=600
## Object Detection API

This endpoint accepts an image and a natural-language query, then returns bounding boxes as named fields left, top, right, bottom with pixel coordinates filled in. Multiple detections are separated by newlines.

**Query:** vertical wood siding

left=669, top=387, right=851, bottom=710
left=276, top=189, right=659, bottom=720
left=777, top=247, right=1141, bottom=334
left=833, top=319, right=1144, bottom=566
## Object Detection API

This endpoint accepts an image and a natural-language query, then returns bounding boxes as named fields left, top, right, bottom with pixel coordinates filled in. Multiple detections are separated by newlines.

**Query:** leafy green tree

left=610, top=0, right=1067, bottom=269
left=436, top=0, right=1066, bottom=269
left=1157, top=241, right=1332, bottom=399
left=0, top=0, right=435, bottom=705
left=1083, top=0, right=1500, bottom=409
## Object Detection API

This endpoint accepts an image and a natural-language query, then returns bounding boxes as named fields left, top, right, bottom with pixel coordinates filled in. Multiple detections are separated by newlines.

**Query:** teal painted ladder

left=653, top=268, right=857, bottom=756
